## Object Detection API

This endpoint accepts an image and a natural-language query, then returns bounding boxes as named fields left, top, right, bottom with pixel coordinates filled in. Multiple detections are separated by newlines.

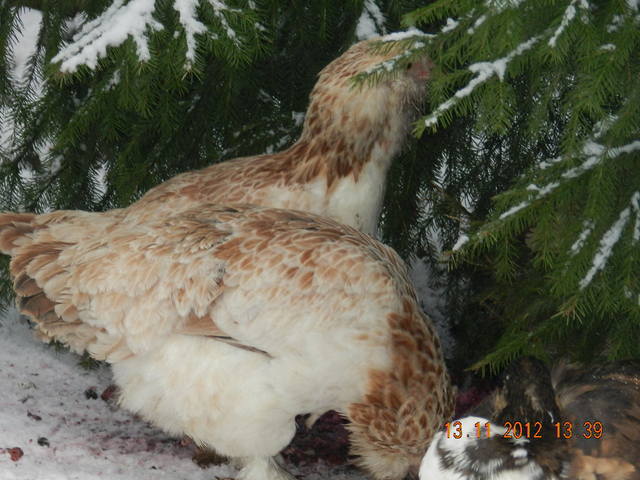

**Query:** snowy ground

left=0, top=309, right=365, bottom=480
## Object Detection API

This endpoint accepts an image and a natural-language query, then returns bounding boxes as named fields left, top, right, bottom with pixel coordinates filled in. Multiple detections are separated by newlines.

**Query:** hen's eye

left=406, top=62, right=413, bottom=70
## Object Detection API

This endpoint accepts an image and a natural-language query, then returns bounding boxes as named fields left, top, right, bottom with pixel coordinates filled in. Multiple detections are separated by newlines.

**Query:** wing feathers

left=0, top=213, right=36, bottom=254
left=19, top=292, right=55, bottom=317
left=2, top=205, right=411, bottom=365
left=178, top=312, right=226, bottom=337
left=54, top=303, right=79, bottom=323
left=2, top=210, right=240, bottom=360
left=177, top=313, right=270, bottom=357
left=11, top=242, right=70, bottom=277
left=13, top=272, right=40, bottom=297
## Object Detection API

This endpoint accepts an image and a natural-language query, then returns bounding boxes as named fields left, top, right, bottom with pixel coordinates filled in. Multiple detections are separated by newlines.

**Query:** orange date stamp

left=444, top=420, right=604, bottom=439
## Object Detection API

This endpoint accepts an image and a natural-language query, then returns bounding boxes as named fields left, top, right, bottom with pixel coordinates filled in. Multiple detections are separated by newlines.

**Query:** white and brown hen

left=419, top=357, right=640, bottom=479
left=119, top=36, right=430, bottom=234
left=0, top=205, right=453, bottom=480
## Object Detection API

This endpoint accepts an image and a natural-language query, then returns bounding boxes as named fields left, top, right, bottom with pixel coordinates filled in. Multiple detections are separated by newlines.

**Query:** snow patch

left=538, top=156, right=562, bottom=170
left=607, top=14, right=624, bottom=32
left=564, top=140, right=640, bottom=180
left=499, top=201, right=530, bottom=219
left=208, top=0, right=240, bottom=43
left=65, top=12, right=88, bottom=35
left=106, top=69, right=121, bottom=90
left=484, top=0, right=527, bottom=12
left=381, top=28, right=427, bottom=42
left=52, top=0, right=243, bottom=71
left=441, top=18, right=459, bottom=33
left=631, top=192, right=640, bottom=243
left=570, top=220, right=595, bottom=255
left=580, top=192, right=639, bottom=289
left=548, top=0, right=590, bottom=48
left=592, top=114, right=618, bottom=139
left=467, top=15, right=487, bottom=34
left=501, top=139, right=639, bottom=220
left=356, top=0, right=386, bottom=40
left=52, top=0, right=162, bottom=72
left=452, top=234, right=469, bottom=251
left=174, top=0, right=208, bottom=62
left=499, top=182, right=560, bottom=220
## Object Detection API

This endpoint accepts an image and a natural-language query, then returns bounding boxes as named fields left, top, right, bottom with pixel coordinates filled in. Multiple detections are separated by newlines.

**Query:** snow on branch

left=570, top=220, right=595, bottom=255
left=52, top=0, right=161, bottom=72
left=548, top=0, right=590, bottom=47
left=208, top=0, right=241, bottom=44
left=380, top=28, right=430, bottom=42
left=467, top=15, right=487, bottom=34
left=356, top=0, right=386, bottom=40
left=580, top=192, right=640, bottom=289
left=174, top=0, right=208, bottom=62
left=358, top=31, right=431, bottom=77
left=52, top=0, right=243, bottom=72
left=484, top=0, right=527, bottom=13
left=420, top=36, right=540, bottom=131
left=440, top=18, right=459, bottom=33
left=633, top=192, right=640, bottom=243
left=500, top=139, right=640, bottom=220
left=452, top=234, right=469, bottom=251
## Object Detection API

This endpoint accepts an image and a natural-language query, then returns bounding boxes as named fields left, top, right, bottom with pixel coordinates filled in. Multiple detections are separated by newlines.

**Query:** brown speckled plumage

left=118, top=39, right=430, bottom=234
left=0, top=205, right=452, bottom=480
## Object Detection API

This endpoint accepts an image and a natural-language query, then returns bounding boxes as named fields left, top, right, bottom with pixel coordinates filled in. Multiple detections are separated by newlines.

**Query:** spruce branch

left=416, top=35, right=540, bottom=135
left=50, top=0, right=260, bottom=72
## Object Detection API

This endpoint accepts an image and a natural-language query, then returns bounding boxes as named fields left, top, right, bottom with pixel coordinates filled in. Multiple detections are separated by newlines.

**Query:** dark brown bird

left=419, top=357, right=640, bottom=479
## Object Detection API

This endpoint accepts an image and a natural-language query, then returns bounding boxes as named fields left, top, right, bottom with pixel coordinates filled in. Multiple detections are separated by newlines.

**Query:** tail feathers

left=0, top=213, right=36, bottom=255
left=0, top=214, right=100, bottom=355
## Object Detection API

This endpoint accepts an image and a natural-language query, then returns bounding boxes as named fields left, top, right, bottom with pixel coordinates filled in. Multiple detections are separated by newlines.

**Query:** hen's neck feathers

left=279, top=43, right=423, bottom=189
left=123, top=40, right=428, bottom=235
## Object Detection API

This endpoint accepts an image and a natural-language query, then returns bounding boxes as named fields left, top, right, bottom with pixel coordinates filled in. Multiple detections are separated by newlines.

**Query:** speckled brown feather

left=348, top=298, right=454, bottom=478
left=0, top=205, right=451, bottom=480
left=116, top=40, right=429, bottom=234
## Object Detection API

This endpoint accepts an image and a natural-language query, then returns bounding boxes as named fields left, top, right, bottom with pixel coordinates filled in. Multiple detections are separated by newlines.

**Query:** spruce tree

left=2, top=0, right=638, bottom=374
left=395, top=0, right=640, bottom=371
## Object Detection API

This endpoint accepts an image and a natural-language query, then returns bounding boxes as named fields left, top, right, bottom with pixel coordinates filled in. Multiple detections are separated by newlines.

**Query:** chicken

left=117, top=36, right=430, bottom=234
left=0, top=205, right=454, bottom=480
left=419, top=357, right=640, bottom=479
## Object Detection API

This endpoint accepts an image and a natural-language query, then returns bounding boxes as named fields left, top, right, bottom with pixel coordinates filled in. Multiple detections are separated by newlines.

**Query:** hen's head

left=311, top=37, right=430, bottom=106
left=297, top=37, right=431, bottom=168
